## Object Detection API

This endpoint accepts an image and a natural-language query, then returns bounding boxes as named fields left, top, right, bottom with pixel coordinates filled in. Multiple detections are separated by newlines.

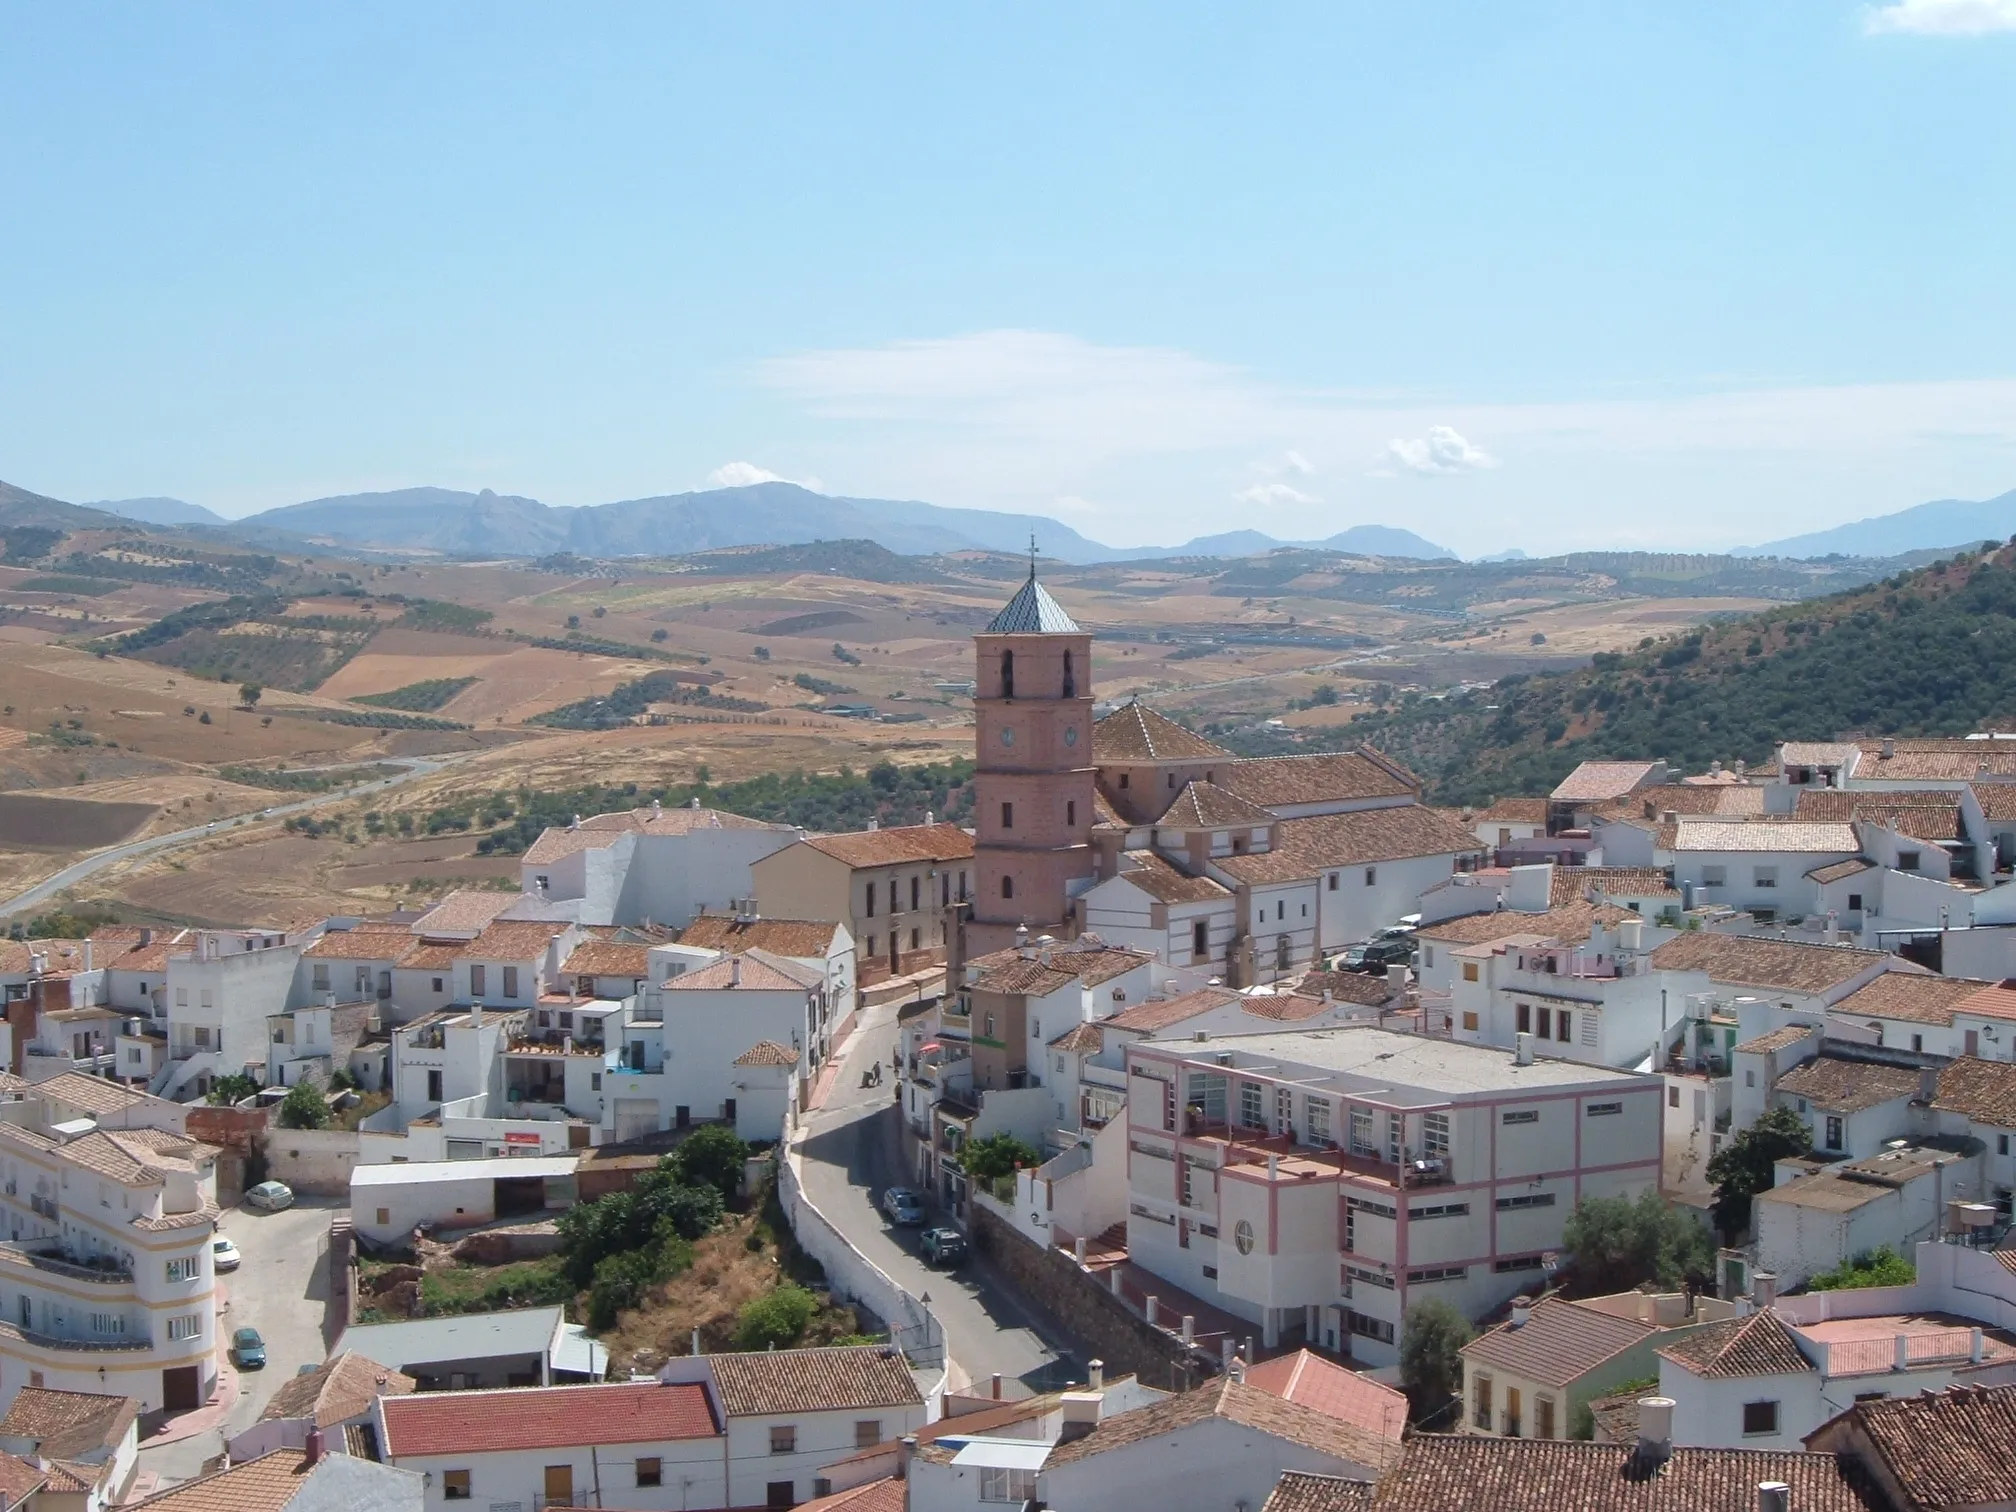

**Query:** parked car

left=212, top=1237, right=242, bottom=1272
left=881, top=1187, right=925, bottom=1226
left=244, top=1180, right=295, bottom=1212
left=1341, top=936, right=1417, bottom=974
left=232, top=1327, right=266, bottom=1369
left=920, top=1227, right=967, bottom=1267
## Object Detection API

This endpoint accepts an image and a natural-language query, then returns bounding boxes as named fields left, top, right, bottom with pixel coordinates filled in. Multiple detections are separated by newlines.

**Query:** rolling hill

left=88, top=497, right=230, bottom=528
left=1739, top=488, right=2016, bottom=560
left=1309, top=542, right=2016, bottom=804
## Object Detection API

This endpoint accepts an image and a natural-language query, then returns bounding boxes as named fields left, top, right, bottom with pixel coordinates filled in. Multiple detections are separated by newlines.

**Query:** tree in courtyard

left=207, top=1072, right=260, bottom=1106
left=1563, top=1188, right=1716, bottom=1293
left=1398, top=1297, right=1472, bottom=1425
left=277, top=1077, right=329, bottom=1130
left=1707, top=1105, right=1812, bottom=1241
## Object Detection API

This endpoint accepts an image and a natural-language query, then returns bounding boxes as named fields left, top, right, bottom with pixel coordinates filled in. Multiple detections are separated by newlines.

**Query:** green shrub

left=736, top=1284, right=817, bottom=1350
left=1809, top=1247, right=1915, bottom=1291
left=277, top=1079, right=328, bottom=1130
left=672, top=1126, right=751, bottom=1203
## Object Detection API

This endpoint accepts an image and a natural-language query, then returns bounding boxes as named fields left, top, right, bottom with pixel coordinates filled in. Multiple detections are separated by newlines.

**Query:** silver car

left=244, top=1180, right=295, bottom=1212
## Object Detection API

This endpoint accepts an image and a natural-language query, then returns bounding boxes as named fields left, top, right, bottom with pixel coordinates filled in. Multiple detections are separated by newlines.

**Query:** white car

left=243, top=1180, right=295, bottom=1213
left=212, top=1237, right=242, bottom=1271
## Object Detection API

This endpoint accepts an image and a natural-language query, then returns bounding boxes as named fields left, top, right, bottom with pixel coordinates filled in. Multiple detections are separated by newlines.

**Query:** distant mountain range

left=1738, top=488, right=2016, bottom=560
left=77, top=482, right=1459, bottom=562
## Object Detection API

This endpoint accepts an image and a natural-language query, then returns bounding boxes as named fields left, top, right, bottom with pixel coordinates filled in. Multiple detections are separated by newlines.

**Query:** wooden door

left=544, top=1464, right=574, bottom=1504
left=162, top=1366, right=200, bottom=1411
left=1505, top=1386, right=1522, bottom=1438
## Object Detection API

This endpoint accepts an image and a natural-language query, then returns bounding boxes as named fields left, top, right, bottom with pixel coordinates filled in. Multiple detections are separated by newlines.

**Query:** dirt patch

left=0, top=792, right=155, bottom=848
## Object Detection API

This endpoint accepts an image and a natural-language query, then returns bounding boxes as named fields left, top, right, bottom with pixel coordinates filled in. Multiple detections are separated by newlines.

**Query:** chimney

left=730, top=957, right=742, bottom=987
left=898, top=1435, right=917, bottom=1481
left=1635, top=1397, right=1674, bottom=1466
left=1757, top=1484, right=1790, bottom=1512
left=304, top=1426, right=325, bottom=1468
left=569, top=814, right=581, bottom=831
left=1510, top=1297, right=1532, bottom=1328
left=469, top=999, right=483, bottom=1028
left=82, top=941, right=92, bottom=972
left=1752, top=1272, right=1778, bottom=1309
left=139, top=927, right=153, bottom=948
left=1058, top=1392, right=1102, bottom=1443
left=1386, top=963, right=1408, bottom=996
left=692, top=1327, right=702, bottom=1356
left=1882, top=738, right=1896, bottom=760
left=990, top=1373, right=1003, bottom=1400
left=1088, top=1358, right=1104, bottom=1391
left=1971, top=1326, right=1985, bottom=1364
left=1229, top=1357, right=1246, bottom=1383
left=1515, top=1031, right=1534, bottom=1067
left=651, top=798, right=663, bottom=818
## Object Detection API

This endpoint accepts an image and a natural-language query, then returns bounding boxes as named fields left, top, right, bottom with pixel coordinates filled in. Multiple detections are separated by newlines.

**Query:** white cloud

left=705, top=460, right=823, bottom=492
left=1284, top=449, right=1315, bottom=476
left=1865, top=0, right=2016, bottom=33
left=1235, top=481, right=1320, bottom=506
left=1384, top=425, right=1498, bottom=475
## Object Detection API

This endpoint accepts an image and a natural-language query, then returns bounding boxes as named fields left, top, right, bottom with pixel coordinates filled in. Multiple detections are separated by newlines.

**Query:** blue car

left=232, top=1327, right=267, bottom=1369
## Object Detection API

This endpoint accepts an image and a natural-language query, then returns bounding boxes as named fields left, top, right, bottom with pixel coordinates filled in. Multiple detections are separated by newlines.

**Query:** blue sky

left=3, top=2, right=2014, bottom=554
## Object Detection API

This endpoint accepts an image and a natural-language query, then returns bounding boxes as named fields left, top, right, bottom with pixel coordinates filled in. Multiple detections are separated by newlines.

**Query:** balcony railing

left=0, top=1243, right=132, bottom=1285
left=0, top=1317, right=150, bottom=1353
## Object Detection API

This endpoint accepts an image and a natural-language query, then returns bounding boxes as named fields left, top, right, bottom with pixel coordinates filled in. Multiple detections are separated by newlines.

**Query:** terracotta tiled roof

left=0, top=1386, right=138, bottom=1459
left=1049, top=1022, right=1105, bottom=1053
left=1856, top=738, right=2016, bottom=782
left=1472, top=798, right=1548, bottom=824
left=800, top=823, right=974, bottom=869
left=1605, top=783, right=1764, bottom=821
left=1550, top=867, right=1679, bottom=903
left=1973, top=783, right=2016, bottom=821
left=1104, top=987, right=1242, bottom=1034
left=36, top=1070, right=152, bottom=1115
left=732, top=1040, right=800, bottom=1067
left=1462, top=1299, right=1658, bottom=1390
left=1241, top=1349, right=1407, bottom=1442
left=1092, top=700, right=1230, bottom=762
left=1833, top=972, right=1988, bottom=1028
left=1657, top=1310, right=1811, bottom=1378
left=1549, top=761, right=1664, bottom=803
left=1113, top=850, right=1231, bottom=905
left=793, top=1476, right=907, bottom=1512
left=0, top=1453, right=46, bottom=1507
left=379, top=1381, right=719, bottom=1456
left=677, top=917, right=842, bottom=958
left=1782, top=743, right=1861, bottom=767
left=1807, top=857, right=1874, bottom=884
left=1671, top=820, right=1859, bottom=853
left=1264, top=1472, right=1376, bottom=1512
left=520, top=826, right=628, bottom=865
left=970, top=945, right=1152, bottom=998
left=1216, top=805, right=1482, bottom=885
left=1044, top=1376, right=1402, bottom=1475
left=560, top=941, right=652, bottom=979
left=1732, top=1024, right=1820, bottom=1056
left=1933, top=1056, right=2016, bottom=1128
left=464, top=920, right=567, bottom=960
left=1367, top=1435, right=1876, bottom=1512
left=410, top=889, right=518, bottom=936
left=58, top=1130, right=181, bottom=1186
left=1217, top=750, right=1418, bottom=810
left=1240, top=992, right=1360, bottom=1022
left=1810, top=1381, right=2016, bottom=1509
left=1157, top=780, right=1277, bottom=829
left=1583, top=1393, right=1642, bottom=1445
left=258, top=1351, right=415, bottom=1429
left=1292, top=971, right=1396, bottom=1008
left=301, top=928, right=413, bottom=961
left=665, top=953, right=819, bottom=992
left=1951, top=981, right=2016, bottom=1023
left=1775, top=1055, right=1920, bottom=1113
left=1418, top=902, right=1635, bottom=947
left=396, top=940, right=460, bottom=971
left=129, top=1449, right=322, bottom=1512
left=706, top=1345, right=922, bottom=1417
left=1647, top=934, right=1893, bottom=993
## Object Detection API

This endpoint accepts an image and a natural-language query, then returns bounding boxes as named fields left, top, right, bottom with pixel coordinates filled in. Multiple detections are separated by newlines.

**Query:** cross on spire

left=1028, top=531, right=1038, bottom=581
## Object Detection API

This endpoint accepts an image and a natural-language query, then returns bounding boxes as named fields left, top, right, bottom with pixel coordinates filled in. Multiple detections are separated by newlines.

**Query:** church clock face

left=1000, top=726, right=1015, bottom=748
left=1063, top=725, right=1079, bottom=747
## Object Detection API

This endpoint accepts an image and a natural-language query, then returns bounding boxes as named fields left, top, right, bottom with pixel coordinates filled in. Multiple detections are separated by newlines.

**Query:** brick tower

left=966, top=556, right=1096, bottom=953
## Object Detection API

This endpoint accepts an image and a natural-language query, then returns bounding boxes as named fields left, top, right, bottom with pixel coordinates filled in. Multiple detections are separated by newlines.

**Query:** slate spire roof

left=983, top=568, right=1081, bottom=633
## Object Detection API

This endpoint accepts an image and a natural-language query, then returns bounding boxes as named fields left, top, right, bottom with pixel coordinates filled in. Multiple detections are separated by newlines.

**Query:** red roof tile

left=379, top=1381, right=719, bottom=1457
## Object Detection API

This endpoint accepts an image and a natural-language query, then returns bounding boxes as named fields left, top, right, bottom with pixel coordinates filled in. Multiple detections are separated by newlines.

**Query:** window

left=1275, top=1085, right=1293, bottom=1134
left=1348, top=1106, right=1374, bottom=1157
left=1118, top=773, right=1129, bottom=789
left=1848, top=893, right=1863, bottom=911
left=1745, top=1069, right=1756, bottom=1088
left=502, top=966, right=519, bottom=998
left=1898, top=850, right=1921, bottom=872
left=855, top=1420, right=882, bottom=1449
left=636, top=1457, right=663, bottom=1488
left=1461, top=1010, right=1480, bottom=1030
left=89, top=1312, right=125, bottom=1335
left=443, top=1470, right=471, bottom=1501
left=1536, top=1006, right=1551, bottom=1039
left=469, top=964, right=485, bottom=997
left=591, top=1072, right=602, bottom=1091
left=1557, top=1011, right=1572, bottom=1043
left=1585, top=1101, right=1623, bottom=1117
left=432, top=977, right=444, bottom=993
left=193, top=1027, right=211, bottom=1049
left=1347, top=1196, right=1397, bottom=1218
left=1001, top=801, right=1014, bottom=829
left=1515, top=1002, right=1530, bottom=1034
left=1386, top=1112, right=1403, bottom=1163
left=167, top=1314, right=201, bottom=1341
left=1423, top=1112, right=1450, bottom=1159
left=1345, top=1262, right=1394, bottom=1289
left=1001, top=876, right=1014, bottom=900
left=768, top=1483, right=796, bottom=1509
left=1825, top=1115, right=1844, bottom=1150
left=2000, top=1134, right=2010, bottom=1156
left=1668, top=1085, right=1681, bottom=1109
left=166, top=1256, right=199, bottom=1282
left=1473, top=1374, right=1494, bottom=1430
left=1364, top=867, right=1377, bottom=886
left=867, top=936, right=877, bottom=956
left=980, top=1468, right=1037, bottom=1503
left=1754, top=866, right=1778, bottom=889
left=771, top=1426, right=796, bottom=1454
left=1328, top=873, right=1339, bottom=891
left=1192, top=920, right=1209, bottom=959
left=910, top=876, right=920, bottom=911
left=1000, top=648, right=1013, bottom=698
left=865, top=883, right=877, bottom=917
left=1537, top=1395, right=1556, bottom=1440
left=1742, top=1400, right=1780, bottom=1436
left=1463, top=962, right=1479, bottom=982
left=1239, top=1081, right=1265, bottom=1128
left=1501, top=1109, right=1539, bottom=1126
left=1495, top=1254, right=1545, bottom=1273
left=1349, top=1311, right=1395, bottom=1345
left=1067, top=800, right=1077, bottom=827
left=1408, top=1265, right=1467, bottom=1284
left=1702, top=865, right=1727, bottom=887
left=911, top=928, right=921, bottom=951
left=1409, top=1201, right=1468, bottom=1219
left=1912, top=1033, right=1923, bottom=1053
left=1307, top=1096, right=1333, bottom=1148
left=311, top=965, right=330, bottom=991
left=1496, top=1192, right=1555, bottom=1211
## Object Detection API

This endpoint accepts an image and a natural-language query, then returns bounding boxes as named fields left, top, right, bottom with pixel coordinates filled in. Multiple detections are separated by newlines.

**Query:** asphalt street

left=799, top=1002, right=1072, bottom=1393
left=0, top=753, right=466, bottom=918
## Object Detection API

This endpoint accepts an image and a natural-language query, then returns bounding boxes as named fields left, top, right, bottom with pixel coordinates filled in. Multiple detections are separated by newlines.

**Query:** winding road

left=0, top=753, right=468, bottom=918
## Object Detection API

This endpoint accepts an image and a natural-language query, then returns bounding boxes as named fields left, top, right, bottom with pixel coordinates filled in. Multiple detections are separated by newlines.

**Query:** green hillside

left=1302, top=541, right=2016, bottom=805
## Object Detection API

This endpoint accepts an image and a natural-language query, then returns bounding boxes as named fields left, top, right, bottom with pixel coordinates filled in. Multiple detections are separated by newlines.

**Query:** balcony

left=0, top=1316, right=151, bottom=1353
left=0, top=1242, right=133, bottom=1285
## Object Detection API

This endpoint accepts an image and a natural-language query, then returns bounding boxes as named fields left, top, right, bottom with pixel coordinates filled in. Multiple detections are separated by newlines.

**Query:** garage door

left=613, top=1098, right=660, bottom=1144
left=162, top=1366, right=200, bottom=1411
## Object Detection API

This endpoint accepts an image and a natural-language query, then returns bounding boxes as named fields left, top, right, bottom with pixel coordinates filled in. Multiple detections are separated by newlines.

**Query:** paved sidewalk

left=138, top=1346, right=239, bottom=1448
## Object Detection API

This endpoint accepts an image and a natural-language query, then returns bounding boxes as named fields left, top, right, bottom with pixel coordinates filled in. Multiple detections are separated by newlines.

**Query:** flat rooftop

left=1139, top=1025, right=1652, bottom=1100
left=351, top=1156, right=579, bottom=1187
